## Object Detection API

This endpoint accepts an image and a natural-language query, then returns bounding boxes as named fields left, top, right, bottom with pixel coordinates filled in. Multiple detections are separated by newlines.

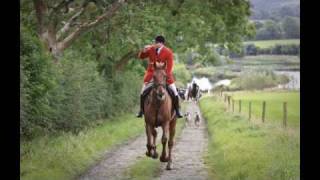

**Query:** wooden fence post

left=224, top=94, right=227, bottom=102
left=262, top=101, right=266, bottom=122
left=232, top=99, right=234, bottom=112
left=249, top=101, right=252, bottom=121
left=283, top=102, right=287, bottom=128
left=239, top=100, right=241, bottom=113
left=227, top=96, right=231, bottom=108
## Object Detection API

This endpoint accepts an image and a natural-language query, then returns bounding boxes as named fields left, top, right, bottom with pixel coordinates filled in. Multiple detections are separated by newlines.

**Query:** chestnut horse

left=144, top=63, right=176, bottom=170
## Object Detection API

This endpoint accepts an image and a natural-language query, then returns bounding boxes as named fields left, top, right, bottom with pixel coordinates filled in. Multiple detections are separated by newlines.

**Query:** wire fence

left=215, top=91, right=289, bottom=128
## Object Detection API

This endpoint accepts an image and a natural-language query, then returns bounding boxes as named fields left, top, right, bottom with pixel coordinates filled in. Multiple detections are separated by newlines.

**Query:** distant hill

left=250, top=0, right=300, bottom=20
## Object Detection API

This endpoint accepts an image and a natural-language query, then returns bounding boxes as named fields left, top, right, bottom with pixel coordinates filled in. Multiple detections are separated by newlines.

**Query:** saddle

left=142, top=84, right=175, bottom=99
left=142, top=84, right=176, bottom=113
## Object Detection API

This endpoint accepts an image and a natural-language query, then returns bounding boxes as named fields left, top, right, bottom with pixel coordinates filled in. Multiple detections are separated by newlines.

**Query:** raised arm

left=138, top=45, right=152, bottom=59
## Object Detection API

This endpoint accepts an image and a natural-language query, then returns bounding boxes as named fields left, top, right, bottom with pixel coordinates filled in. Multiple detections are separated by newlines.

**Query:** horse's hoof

left=146, top=151, right=151, bottom=157
left=152, top=151, right=159, bottom=159
left=160, top=156, right=169, bottom=162
left=166, top=162, right=172, bottom=170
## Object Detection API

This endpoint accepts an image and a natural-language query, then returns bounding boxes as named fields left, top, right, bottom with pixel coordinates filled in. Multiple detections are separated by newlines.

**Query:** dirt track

left=78, top=101, right=209, bottom=180
left=157, top=101, right=209, bottom=180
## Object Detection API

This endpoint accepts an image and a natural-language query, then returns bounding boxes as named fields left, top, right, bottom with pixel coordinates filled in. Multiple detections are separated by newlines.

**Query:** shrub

left=245, top=44, right=258, bottom=55
left=204, top=49, right=223, bottom=66
left=20, top=28, right=142, bottom=139
left=173, top=63, right=192, bottom=85
left=234, top=42, right=300, bottom=57
left=20, top=27, right=58, bottom=138
left=193, top=66, right=216, bottom=77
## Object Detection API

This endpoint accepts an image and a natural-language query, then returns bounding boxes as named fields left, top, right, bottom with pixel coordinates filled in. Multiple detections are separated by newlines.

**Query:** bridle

left=152, top=70, right=167, bottom=101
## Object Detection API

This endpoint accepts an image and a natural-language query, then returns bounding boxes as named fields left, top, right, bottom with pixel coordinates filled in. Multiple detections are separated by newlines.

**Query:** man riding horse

left=192, top=81, right=199, bottom=97
left=187, top=81, right=200, bottom=101
left=136, top=35, right=183, bottom=118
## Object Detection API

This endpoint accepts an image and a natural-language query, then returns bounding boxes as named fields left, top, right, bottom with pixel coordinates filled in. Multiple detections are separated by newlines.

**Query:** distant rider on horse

left=192, top=81, right=199, bottom=92
left=136, top=35, right=183, bottom=118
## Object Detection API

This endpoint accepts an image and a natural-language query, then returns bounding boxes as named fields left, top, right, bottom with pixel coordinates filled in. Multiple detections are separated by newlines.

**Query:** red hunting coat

left=138, top=46, right=175, bottom=85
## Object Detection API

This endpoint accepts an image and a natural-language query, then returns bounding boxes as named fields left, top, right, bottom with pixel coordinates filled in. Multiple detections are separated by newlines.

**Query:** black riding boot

left=173, top=95, right=183, bottom=118
left=136, top=95, right=144, bottom=118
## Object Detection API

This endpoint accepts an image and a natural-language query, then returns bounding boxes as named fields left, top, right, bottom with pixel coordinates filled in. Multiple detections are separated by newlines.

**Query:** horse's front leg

left=160, top=122, right=169, bottom=162
left=151, top=128, right=158, bottom=159
left=145, top=124, right=154, bottom=158
left=167, top=118, right=176, bottom=170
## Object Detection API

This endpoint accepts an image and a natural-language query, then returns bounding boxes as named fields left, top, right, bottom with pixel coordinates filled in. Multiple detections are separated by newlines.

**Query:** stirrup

left=136, top=111, right=144, bottom=118
left=175, top=109, right=183, bottom=118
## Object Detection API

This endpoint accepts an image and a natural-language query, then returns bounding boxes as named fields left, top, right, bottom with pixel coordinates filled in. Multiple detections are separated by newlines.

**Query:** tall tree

left=28, top=0, right=254, bottom=62
left=32, top=0, right=128, bottom=60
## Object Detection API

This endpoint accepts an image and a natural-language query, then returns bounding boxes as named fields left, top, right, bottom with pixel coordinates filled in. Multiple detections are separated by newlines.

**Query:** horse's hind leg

left=160, top=122, right=169, bottom=162
left=167, top=118, right=176, bottom=170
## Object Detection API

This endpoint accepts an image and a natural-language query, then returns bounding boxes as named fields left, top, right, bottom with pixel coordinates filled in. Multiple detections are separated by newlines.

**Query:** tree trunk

left=115, top=50, right=138, bottom=71
left=39, top=27, right=62, bottom=61
left=33, top=0, right=128, bottom=61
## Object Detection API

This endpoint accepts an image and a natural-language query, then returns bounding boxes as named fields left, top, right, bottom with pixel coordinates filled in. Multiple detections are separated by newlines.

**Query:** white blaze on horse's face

left=153, top=68, right=167, bottom=101
left=158, top=93, right=165, bottom=101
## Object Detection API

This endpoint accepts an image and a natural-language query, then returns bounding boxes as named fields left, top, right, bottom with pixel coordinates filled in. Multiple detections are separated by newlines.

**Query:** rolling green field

left=226, top=91, right=300, bottom=127
left=200, top=96, right=300, bottom=180
left=20, top=114, right=145, bottom=180
left=232, top=55, right=300, bottom=71
left=244, top=39, right=300, bottom=48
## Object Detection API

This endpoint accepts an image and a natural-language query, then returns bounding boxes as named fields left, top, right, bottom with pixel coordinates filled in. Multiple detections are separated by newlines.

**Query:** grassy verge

left=244, top=39, right=300, bottom=48
left=227, top=91, right=300, bottom=127
left=200, top=96, right=300, bottom=180
left=20, top=114, right=145, bottom=180
left=123, top=103, right=187, bottom=179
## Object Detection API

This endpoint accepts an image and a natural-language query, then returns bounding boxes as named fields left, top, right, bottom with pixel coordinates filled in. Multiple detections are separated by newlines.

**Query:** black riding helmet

left=155, top=35, right=165, bottom=44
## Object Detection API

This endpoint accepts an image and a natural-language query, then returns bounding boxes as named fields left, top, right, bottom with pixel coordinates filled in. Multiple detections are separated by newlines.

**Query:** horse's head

left=153, top=62, right=167, bottom=101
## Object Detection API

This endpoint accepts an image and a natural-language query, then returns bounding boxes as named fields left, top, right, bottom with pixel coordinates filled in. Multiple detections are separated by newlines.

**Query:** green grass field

left=236, top=55, right=300, bottom=64
left=232, top=55, right=300, bottom=71
left=20, top=114, right=145, bottom=180
left=226, top=91, right=300, bottom=127
left=244, top=39, right=300, bottom=48
left=200, top=96, right=300, bottom=180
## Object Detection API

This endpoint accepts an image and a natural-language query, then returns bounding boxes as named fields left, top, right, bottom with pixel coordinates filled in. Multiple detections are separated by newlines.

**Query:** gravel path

left=77, top=131, right=162, bottom=180
left=78, top=101, right=209, bottom=180
left=157, top=101, right=209, bottom=180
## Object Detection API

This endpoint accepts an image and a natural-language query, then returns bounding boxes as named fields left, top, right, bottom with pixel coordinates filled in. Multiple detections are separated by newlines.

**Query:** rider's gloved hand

left=143, top=45, right=153, bottom=53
